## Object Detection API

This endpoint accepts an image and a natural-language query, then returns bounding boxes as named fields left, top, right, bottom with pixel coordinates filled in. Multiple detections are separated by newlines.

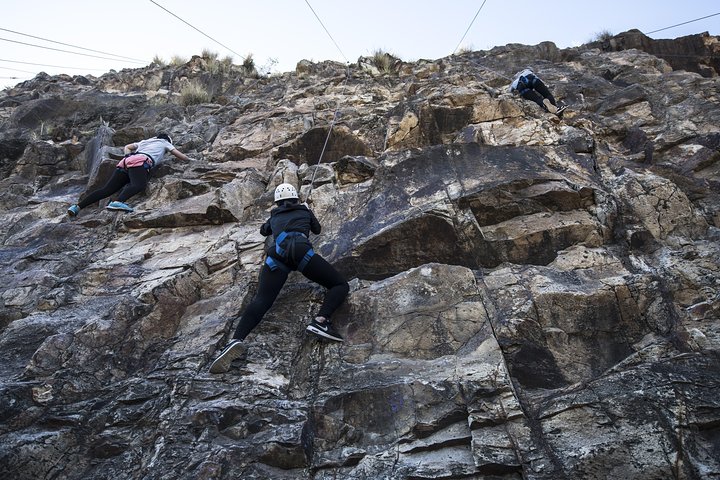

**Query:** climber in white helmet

left=209, top=182, right=349, bottom=374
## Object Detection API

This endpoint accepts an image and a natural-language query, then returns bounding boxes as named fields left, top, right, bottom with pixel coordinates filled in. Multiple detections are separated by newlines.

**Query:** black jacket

left=260, top=203, right=321, bottom=240
left=261, top=203, right=321, bottom=267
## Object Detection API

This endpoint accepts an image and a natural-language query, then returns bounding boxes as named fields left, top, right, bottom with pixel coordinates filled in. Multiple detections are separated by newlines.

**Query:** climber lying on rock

left=509, top=67, right=566, bottom=117
left=209, top=183, right=350, bottom=374
left=67, top=132, right=191, bottom=216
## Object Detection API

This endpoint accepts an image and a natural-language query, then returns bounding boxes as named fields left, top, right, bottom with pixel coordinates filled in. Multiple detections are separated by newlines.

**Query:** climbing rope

left=305, top=64, right=351, bottom=202
left=452, top=0, right=489, bottom=55
left=149, top=0, right=245, bottom=60
left=303, top=0, right=350, bottom=64
left=643, top=11, right=720, bottom=35
left=447, top=1, right=517, bottom=84
left=300, top=0, right=354, bottom=202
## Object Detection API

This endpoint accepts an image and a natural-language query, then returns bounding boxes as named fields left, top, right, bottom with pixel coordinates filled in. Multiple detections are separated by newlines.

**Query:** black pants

left=233, top=251, right=349, bottom=340
left=78, top=167, right=149, bottom=209
left=520, top=75, right=557, bottom=111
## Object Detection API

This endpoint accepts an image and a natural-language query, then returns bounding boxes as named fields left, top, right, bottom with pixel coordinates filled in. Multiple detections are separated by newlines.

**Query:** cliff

left=0, top=32, right=719, bottom=479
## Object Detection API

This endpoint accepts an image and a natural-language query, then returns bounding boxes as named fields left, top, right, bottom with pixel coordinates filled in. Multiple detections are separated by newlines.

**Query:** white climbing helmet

left=274, top=183, right=299, bottom=202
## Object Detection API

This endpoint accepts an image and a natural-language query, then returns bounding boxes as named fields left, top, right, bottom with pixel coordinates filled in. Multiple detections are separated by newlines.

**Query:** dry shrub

left=179, top=80, right=210, bottom=105
left=372, top=49, right=400, bottom=74
left=592, top=29, right=614, bottom=42
left=170, top=55, right=188, bottom=66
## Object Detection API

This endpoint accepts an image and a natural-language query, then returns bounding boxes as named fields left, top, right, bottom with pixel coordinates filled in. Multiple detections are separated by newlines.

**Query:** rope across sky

left=1, top=5, right=719, bottom=88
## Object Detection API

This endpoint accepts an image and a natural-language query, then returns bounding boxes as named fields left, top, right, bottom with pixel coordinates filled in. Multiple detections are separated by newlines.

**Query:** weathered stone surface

left=0, top=32, right=719, bottom=480
left=588, top=29, right=720, bottom=77
left=334, top=155, right=378, bottom=185
left=609, top=168, right=708, bottom=242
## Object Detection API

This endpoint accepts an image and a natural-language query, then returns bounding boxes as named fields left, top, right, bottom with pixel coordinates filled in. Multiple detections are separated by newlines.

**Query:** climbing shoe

left=542, top=98, right=558, bottom=114
left=555, top=105, right=568, bottom=117
left=307, top=319, right=344, bottom=342
left=209, top=339, right=245, bottom=374
left=67, top=205, right=80, bottom=217
left=106, top=201, right=134, bottom=213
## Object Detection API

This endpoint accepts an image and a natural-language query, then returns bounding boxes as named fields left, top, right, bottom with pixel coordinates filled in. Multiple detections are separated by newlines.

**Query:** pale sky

left=1, top=1, right=719, bottom=90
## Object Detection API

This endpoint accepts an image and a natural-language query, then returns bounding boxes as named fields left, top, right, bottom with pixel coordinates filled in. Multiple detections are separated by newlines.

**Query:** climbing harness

left=117, top=152, right=155, bottom=172
left=264, top=231, right=315, bottom=273
left=516, top=74, right=538, bottom=97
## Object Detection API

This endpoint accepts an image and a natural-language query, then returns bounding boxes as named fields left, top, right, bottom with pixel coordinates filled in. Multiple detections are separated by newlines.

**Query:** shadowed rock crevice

left=329, top=143, right=606, bottom=276
left=388, top=104, right=476, bottom=149
left=422, top=104, right=475, bottom=142
left=480, top=210, right=604, bottom=266
left=404, top=408, right=470, bottom=441
left=483, top=262, right=676, bottom=390
left=334, top=213, right=478, bottom=280
left=502, top=341, right=568, bottom=389
left=275, top=126, right=373, bottom=165
left=459, top=179, right=596, bottom=227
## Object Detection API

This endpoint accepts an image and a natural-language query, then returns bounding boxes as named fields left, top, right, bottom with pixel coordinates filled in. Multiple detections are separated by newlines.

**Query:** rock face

left=588, top=29, right=720, bottom=78
left=0, top=37, right=719, bottom=480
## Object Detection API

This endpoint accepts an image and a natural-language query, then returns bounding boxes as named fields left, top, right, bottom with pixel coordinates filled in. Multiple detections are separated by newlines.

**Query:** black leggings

left=233, top=252, right=349, bottom=340
left=520, top=76, right=557, bottom=111
left=78, top=167, right=149, bottom=209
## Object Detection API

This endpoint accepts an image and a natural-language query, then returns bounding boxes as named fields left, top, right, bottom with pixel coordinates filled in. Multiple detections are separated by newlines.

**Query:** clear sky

left=1, top=1, right=719, bottom=90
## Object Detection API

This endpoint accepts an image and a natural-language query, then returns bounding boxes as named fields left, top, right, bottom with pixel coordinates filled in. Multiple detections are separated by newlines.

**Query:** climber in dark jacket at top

left=509, top=68, right=566, bottom=117
left=209, top=183, right=349, bottom=374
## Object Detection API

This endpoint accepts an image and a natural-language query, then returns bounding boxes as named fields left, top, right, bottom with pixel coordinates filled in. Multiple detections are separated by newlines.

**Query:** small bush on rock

left=180, top=80, right=211, bottom=105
